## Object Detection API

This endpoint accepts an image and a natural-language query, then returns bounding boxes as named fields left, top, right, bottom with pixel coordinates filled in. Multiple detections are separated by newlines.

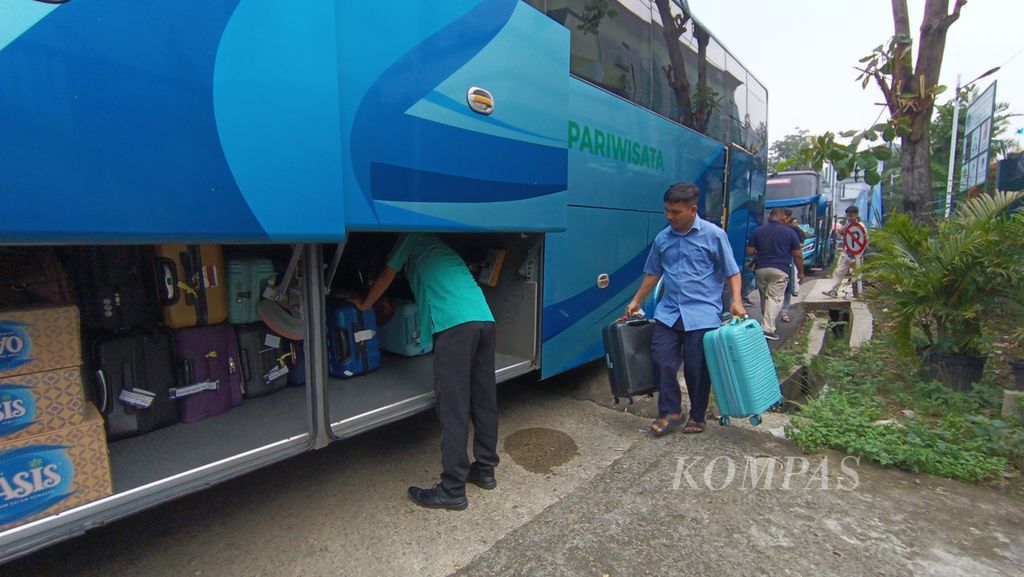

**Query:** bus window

left=548, top=0, right=653, bottom=109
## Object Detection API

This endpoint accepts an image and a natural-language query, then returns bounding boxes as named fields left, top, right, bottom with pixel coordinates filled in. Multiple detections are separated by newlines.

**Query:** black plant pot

left=1010, top=359, right=1024, bottom=391
left=921, top=352, right=987, bottom=391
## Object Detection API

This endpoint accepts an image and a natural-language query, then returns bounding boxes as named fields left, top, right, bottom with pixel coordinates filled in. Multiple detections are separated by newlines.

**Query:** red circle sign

left=844, top=222, right=868, bottom=255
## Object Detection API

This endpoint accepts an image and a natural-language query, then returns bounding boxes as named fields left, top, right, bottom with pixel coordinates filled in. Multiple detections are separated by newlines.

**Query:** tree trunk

left=900, top=122, right=933, bottom=219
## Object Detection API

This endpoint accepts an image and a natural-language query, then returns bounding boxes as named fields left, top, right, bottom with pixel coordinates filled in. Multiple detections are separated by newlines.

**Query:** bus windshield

left=766, top=174, right=818, bottom=201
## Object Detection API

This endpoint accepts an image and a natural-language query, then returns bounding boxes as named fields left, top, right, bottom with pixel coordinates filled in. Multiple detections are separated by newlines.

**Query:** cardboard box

left=0, top=306, right=81, bottom=379
left=0, top=367, right=87, bottom=442
left=0, top=405, right=112, bottom=533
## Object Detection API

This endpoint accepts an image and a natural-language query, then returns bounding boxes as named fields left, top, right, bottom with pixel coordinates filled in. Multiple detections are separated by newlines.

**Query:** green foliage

left=787, top=338, right=1019, bottom=482
left=778, top=119, right=909, bottom=185
left=861, top=190, right=1024, bottom=357
left=769, top=129, right=812, bottom=172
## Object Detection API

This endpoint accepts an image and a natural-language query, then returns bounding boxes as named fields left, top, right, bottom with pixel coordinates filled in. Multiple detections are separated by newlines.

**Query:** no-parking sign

left=844, top=222, right=868, bottom=256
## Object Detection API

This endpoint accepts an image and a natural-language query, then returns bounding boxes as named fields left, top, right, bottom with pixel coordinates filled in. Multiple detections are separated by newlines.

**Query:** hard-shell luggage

left=379, top=299, right=431, bottom=357
left=602, top=317, right=658, bottom=403
left=172, top=324, right=243, bottom=422
left=326, top=299, right=380, bottom=378
left=93, top=329, right=180, bottom=440
left=226, top=258, right=278, bottom=325
left=0, top=247, right=74, bottom=308
left=703, top=317, right=782, bottom=426
left=235, top=323, right=290, bottom=397
left=154, top=245, right=228, bottom=329
left=64, top=246, right=153, bottom=332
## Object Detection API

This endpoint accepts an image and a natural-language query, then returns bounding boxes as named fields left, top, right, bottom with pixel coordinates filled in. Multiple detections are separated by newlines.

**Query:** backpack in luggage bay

left=172, top=324, right=243, bottom=422
left=92, top=329, right=180, bottom=440
left=235, top=323, right=290, bottom=397
left=226, top=258, right=278, bottom=325
left=602, top=317, right=658, bottom=403
left=379, top=299, right=432, bottom=357
left=702, top=317, right=782, bottom=426
left=326, top=299, right=380, bottom=378
left=63, top=246, right=154, bottom=332
left=0, top=247, right=74, bottom=308
left=153, top=245, right=228, bottom=329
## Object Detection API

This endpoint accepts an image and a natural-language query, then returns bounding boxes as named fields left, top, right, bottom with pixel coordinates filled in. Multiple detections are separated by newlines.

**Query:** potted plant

left=861, top=190, right=1024, bottom=391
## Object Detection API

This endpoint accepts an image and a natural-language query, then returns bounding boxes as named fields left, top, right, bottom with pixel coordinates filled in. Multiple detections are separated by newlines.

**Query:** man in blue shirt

left=747, top=207, right=804, bottom=340
left=354, top=233, right=497, bottom=510
left=626, top=183, right=746, bottom=435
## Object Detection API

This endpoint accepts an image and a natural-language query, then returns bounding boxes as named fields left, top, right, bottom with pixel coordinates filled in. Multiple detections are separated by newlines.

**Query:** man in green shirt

left=352, top=233, right=497, bottom=510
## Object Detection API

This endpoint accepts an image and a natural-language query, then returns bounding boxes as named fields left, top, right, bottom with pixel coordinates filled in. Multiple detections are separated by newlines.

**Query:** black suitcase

left=602, top=318, right=658, bottom=404
left=93, top=329, right=180, bottom=440
left=63, top=246, right=153, bottom=332
left=235, top=323, right=290, bottom=398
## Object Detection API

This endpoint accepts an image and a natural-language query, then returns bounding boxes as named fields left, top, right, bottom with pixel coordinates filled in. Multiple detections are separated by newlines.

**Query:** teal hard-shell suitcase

left=226, top=258, right=278, bottom=325
left=379, top=299, right=432, bottom=357
left=703, top=317, right=782, bottom=426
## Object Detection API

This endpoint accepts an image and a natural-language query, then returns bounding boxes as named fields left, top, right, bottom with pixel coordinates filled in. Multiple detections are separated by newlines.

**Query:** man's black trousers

left=433, top=320, right=499, bottom=498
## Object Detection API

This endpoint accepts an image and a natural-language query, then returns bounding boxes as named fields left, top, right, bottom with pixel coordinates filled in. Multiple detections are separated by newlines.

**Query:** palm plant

left=861, top=190, right=1024, bottom=387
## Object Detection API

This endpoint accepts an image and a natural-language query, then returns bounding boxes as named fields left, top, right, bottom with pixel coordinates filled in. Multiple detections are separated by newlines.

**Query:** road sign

left=843, top=222, right=867, bottom=256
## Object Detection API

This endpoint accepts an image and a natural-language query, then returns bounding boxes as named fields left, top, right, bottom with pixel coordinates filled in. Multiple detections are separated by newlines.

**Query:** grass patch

left=786, top=336, right=1024, bottom=484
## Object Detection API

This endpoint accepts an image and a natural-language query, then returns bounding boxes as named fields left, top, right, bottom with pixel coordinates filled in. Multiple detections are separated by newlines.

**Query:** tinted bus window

left=766, top=174, right=818, bottom=200
left=549, top=0, right=653, bottom=109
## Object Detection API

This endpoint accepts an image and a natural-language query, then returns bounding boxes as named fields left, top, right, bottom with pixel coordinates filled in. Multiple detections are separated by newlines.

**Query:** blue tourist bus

left=765, top=171, right=835, bottom=269
left=0, top=0, right=766, bottom=559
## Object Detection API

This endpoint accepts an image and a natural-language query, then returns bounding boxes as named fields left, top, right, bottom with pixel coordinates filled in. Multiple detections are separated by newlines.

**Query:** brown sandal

left=681, top=418, right=706, bottom=434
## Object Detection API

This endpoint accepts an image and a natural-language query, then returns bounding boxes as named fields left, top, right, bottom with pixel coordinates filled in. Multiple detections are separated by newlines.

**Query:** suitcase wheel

left=749, top=414, right=762, bottom=426
left=613, top=396, right=620, bottom=405
left=719, top=416, right=731, bottom=427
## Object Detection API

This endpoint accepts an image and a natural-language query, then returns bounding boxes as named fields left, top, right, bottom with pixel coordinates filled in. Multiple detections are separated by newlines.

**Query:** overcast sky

left=692, top=0, right=1024, bottom=151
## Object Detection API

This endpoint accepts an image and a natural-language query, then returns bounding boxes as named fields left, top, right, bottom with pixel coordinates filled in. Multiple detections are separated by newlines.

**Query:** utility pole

left=943, top=74, right=961, bottom=219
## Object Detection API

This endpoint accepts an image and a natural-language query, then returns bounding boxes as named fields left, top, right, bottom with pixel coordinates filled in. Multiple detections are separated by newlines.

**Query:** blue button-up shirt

left=644, top=216, right=740, bottom=331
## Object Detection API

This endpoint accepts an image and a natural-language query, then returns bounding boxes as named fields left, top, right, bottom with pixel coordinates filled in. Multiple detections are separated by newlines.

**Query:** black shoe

left=467, top=464, right=497, bottom=490
left=763, top=331, right=780, bottom=341
left=407, top=484, right=468, bottom=510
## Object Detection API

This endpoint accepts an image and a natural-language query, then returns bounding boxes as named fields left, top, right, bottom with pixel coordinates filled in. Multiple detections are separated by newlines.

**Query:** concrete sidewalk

left=456, top=412, right=1024, bottom=577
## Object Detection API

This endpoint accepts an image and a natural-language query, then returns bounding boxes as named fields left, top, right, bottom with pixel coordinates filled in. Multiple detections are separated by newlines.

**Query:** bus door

left=725, top=146, right=759, bottom=282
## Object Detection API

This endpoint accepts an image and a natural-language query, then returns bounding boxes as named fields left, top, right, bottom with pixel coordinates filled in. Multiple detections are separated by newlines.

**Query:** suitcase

left=154, top=245, right=228, bottom=329
left=93, top=329, right=180, bottom=440
left=0, top=247, right=74, bottom=307
left=602, top=317, right=658, bottom=403
left=235, top=323, right=290, bottom=397
left=702, top=317, right=782, bottom=426
left=379, top=299, right=431, bottom=357
left=226, top=258, right=278, bottom=325
left=64, top=246, right=153, bottom=332
left=172, top=324, right=243, bottom=422
left=286, top=341, right=306, bottom=387
left=325, top=299, right=380, bottom=378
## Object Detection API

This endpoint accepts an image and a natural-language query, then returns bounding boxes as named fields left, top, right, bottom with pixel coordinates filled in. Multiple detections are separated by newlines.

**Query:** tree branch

left=942, top=0, right=967, bottom=29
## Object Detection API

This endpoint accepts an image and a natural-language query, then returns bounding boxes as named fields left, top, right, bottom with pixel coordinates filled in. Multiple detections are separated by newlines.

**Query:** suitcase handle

left=95, top=369, right=110, bottom=415
left=155, top=257, right=180, bottom=306
left=240, top=348, right=252, bottom=384
left=333, top=327, right=351, bottom=362
left=178, top=357, right=193, bottom=385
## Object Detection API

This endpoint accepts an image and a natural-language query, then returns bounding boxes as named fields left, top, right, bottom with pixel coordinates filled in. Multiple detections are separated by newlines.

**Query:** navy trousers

left=433, top=321, right=499, bottom=498
left=651, top=318, right=713, bottom=422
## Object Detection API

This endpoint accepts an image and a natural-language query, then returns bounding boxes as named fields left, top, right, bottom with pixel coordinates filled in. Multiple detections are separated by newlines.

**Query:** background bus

left=765, top=170, right=835, bottom=270
left=0, top=0, right=766, bottom=560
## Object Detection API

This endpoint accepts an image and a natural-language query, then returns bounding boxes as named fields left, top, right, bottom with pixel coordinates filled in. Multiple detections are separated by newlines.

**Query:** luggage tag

left=354, top=329, right=376, bottom=343
left=118, top=388, right=156, bottom=409
left=168, top=380, right=220, bottom=399
left=263, top=364, right=289, bottom=384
